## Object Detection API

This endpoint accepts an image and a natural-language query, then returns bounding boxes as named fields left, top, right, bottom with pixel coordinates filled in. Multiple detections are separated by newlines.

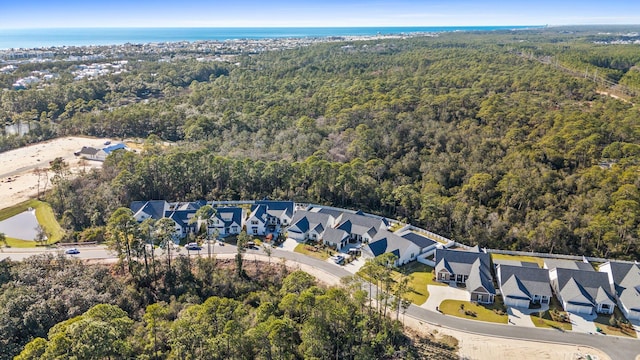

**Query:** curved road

left=1, top=244, right=638, bottom=360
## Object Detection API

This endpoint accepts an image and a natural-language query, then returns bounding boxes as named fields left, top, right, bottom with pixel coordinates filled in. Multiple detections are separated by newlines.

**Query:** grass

left=530, top=296, right=572, bottom=331
left=490, top=253, right=545, bottom=267
left=393, top=262, right=446, bottom=305
left=439, top=298, right=509, bottom=324
left=0, top=199, right=64, bottom=247
left=294, top=243, right=331, bottom=260
left=593, top=308, right=637, bottom=338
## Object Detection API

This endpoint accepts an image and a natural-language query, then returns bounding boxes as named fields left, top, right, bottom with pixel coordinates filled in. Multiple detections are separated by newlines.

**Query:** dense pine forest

left=1, top=27, right=639, bottom=261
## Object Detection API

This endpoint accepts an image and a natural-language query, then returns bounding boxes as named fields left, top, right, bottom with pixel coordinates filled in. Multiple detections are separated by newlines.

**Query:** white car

left=64, top=248, right=80, bottom=255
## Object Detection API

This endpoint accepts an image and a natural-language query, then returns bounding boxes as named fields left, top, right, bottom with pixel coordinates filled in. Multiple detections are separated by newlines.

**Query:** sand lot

left=0, top=136, right=115, bottom=210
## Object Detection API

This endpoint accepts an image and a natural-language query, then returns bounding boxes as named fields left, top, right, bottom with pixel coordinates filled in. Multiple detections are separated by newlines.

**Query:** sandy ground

left=0, top=136, right=114, bottom=210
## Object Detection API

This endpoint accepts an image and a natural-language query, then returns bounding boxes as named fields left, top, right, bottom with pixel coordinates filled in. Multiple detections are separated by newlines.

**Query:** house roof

left=435, top=248, right=495, bottom=295
left=544, top=259, right=594, bottom=272
left=310, top=206, right=345, bottom=219
left=77, top=146, right=101, bottom=155
left=497, top=264, right=551, bottom=301
left=103, top=143, right=126, bottom=154
left=288, top=210, right=333, bottom=234
left=602, top=262, right=640, bottom=315
left=254, top=200, right=294, bottom=218
left=130, top=200, right=168, bottom=220
left=555, top=268, right=615, bottom=307
left=165, top=210, right=197, bottom=228
left=213, top=207, right=243, bottom=227
left=367, top=229, right=418, bottom=259
left=249, top=204, right=268, bottom=223
left=336, top=213, right=385, bottom=237
left=322, top=228, right=349, bottom=244
left=493, top=259, right=540, bottom=268
left=398, top=231, right=437, bottom=250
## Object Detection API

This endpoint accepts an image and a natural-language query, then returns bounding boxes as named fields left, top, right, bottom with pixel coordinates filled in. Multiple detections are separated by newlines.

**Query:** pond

left=0, top=209, right=42, bottom=240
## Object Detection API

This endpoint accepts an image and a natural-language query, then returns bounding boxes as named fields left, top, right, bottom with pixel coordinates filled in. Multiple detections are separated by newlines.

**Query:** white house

left=599, top=261, right=640, bottom=321
left=549, top=267, right=616, bottom=315
left=364, top=229, right=421, bottom=266
left=208, top=207, right=245, bottom=237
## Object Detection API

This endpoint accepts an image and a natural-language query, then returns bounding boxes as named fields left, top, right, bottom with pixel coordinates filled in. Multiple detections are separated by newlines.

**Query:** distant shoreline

left=0, top=26, right=542, bottom=50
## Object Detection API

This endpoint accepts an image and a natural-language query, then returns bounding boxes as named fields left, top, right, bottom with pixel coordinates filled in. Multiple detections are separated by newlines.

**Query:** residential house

left=254, top=200, right=295, bottom=226
left=549, top=267, right=616, bottom=315
left=287, top=210, right=334, bottom=242
left=434, top=248, right=495, bottom=304
left=396, top=230, right=438, bottom=254
left=543, top=259, right=594, bottom=272
left=364, top=229, right=421, bottom=266
left=164, top=210, right=198, bottom=238
left=208, top=207, right=245, bottom=237
left=496, top=264, right=552, bottom=308
left=247, top=204, right=268, bottom=236
left=130, top=200, right=169, bottom=222
left=334, top=212, right=386, bottom=244
left=599, top=261, right=640, bottom=321
left=322, top=228, right=350, bottom=250
left=75, top=146, right=106, bottom=161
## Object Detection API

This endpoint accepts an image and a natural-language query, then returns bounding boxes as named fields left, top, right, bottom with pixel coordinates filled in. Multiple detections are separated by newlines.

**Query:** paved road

left=1, top=244, right=638, bottom=360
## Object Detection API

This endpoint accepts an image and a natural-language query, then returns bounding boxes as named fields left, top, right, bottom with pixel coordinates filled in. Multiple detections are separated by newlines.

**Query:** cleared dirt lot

left=0, top=136, right=114, bottom=209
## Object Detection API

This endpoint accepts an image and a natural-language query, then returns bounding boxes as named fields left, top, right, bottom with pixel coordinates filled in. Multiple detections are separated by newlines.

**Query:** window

left=251, top=220, right=258, bottom=225
left=252, top=228, right=258, bottom=234
left=231, top=226, right=238, bottom=232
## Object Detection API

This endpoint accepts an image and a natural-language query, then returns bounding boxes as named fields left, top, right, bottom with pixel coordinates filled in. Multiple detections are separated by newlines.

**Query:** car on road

left=185, top=242, right=202, bottom=251
left=64, top=248, right=80, bottom=255
left=332, top=255, right=345, bottom=264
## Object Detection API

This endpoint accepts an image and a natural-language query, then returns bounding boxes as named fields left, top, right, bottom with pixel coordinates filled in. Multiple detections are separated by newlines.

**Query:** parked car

left=64, top=248, right=80, bottom=255
left=185, top=242, right=202, bottom=251
left=332, top=255, right=345, bottom=264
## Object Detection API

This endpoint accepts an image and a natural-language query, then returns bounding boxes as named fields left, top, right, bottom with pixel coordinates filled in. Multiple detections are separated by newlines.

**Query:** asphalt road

left=1, top=244, right=638, bottom=359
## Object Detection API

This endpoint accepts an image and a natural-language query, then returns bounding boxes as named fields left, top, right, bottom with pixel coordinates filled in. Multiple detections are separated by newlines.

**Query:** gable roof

left=336, top=212, right=385, bottom=237
left=130, top=200, right=168, bottom=221
left=435, top=248, right=495, bottom=295
left=213, top=207, right=243, bottom=227
left=555, top=268, right=615, bottom=307
left=77, top=146, right=100, bottom=156
left=367, top=229, right=418, bottom=259
left=497, top=264, right=551, bottom=301
left=603, top=262, right=640, bottom=316
left=544, top=259, right=594, bottom=272
left=322, top=228, right=349, bottom=244
left=103, top=143, right=126, bottom=154
left=165, top=210, right=197, bottom=229
left=254, top=200, right=294, bottom=218
left=249, top=204, right=268, bottom=223
left=288, top=210, right=333, bottom=234
left=398, top=230, right=437, bottom=250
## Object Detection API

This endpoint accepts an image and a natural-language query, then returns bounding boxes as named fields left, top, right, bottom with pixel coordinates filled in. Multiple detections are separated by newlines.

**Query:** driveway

left=280, top=238, right=299, bottom=252
left=507, top=307, right=536, bottom=327
left=422, top=284, right=470, bottom=312
left=569, top=312, right=597, bottom=333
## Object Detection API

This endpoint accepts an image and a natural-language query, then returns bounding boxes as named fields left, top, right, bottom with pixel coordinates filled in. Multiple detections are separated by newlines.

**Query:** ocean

left=0, top=26, right=541, bottom=50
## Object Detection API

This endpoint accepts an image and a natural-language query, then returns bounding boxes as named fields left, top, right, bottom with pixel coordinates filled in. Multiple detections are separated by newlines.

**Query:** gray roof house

left=549, top=267, right=616, bottom=315
left=396, top=230, right=438, bottom=253
left=335, top=212, right=386, bottom=243
left=496, top=264, right=552, bottom=308
left=209, top=207, right=245, bottom=237
left=254, top=200, right=295, bottom=226
left=131, top=200, right=170, bottom=222
left=364, top=230, right=421, bottom=266
left=543, top=259, right=594, bottom=272
left=287, top=210, right=334, bottom=243
left=322, top=228, right=350, bottom=250
left=435, top=248, right=495, bottom=304
left=599, top=261, right=640, bottom=321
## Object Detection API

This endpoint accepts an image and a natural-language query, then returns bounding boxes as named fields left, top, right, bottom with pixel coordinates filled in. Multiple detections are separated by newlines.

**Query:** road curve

left=1, top=244, right=638, bottom=359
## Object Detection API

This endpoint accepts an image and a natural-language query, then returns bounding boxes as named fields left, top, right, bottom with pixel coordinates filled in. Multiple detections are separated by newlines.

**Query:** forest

left=1, top=28, right=639, bottom=261
left=0, top=253, right=456, bottom=360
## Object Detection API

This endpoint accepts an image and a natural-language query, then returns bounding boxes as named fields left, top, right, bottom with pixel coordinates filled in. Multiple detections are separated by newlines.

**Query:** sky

left=1, top=0, right=639, bottom=29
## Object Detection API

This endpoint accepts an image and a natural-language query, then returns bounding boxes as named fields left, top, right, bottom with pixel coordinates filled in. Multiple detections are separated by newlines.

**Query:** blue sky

left=1, top=0, right=639, bottom=28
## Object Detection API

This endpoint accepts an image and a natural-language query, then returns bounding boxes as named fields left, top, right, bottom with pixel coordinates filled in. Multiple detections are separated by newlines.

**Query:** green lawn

left=490, top=253, right=545, bottom=267
left=439, top=298, right=508, bottom=324
left=530, top=296, right=572, bottom=331
left=294, top=243, right=331, bottom=260
left=593, top=308, right=637, bottom=338
left=0, top=199, right=64, bottom=247
left=394, top=262, right=445, bottom=305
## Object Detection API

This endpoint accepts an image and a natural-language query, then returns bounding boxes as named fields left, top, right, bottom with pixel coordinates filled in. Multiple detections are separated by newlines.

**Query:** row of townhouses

left=130, top=199, right=640, bottom=322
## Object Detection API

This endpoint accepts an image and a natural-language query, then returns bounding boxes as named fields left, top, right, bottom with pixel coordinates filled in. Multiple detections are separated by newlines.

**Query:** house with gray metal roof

left=287, top=210, right=334, bottom=242
left=496, top=264, right=552, bottom=308
left=254, top=200, right=295, bottom=226
left=131, top=200, right=170, bottom=222
left=599, top=261, right=640, bottom=321
left=322, top=228, right=350, bottom=250
left=209, top=207, right=245, bottom=237
left=395, top=229, right=438, bottom=254
left=543, top=259, right=594, bottom=272
left=335, top=212, right=386, bottom=243
left=549, top=267, right=616, bottom=315
left=364, top=230, right=421, bottom=266
left=435, top=248, right=495, bottom=304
